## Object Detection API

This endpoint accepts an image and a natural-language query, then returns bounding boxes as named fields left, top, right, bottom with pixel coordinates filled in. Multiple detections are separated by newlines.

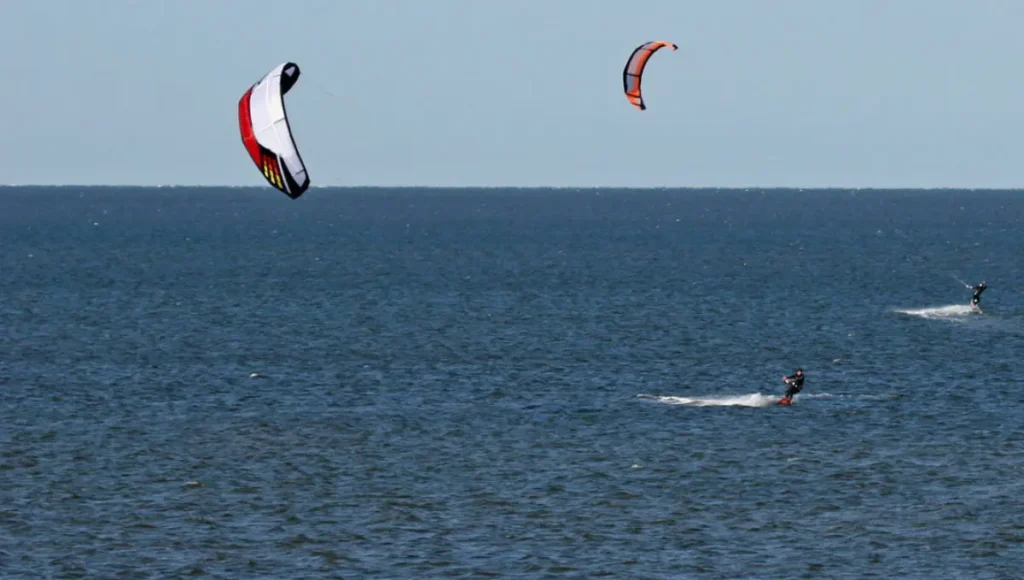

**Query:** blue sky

left=3, top=0, right=1024, bottom=188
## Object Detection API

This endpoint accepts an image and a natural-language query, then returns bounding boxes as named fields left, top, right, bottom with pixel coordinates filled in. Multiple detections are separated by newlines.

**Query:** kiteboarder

left=970, top=281, right=987, bottom=312
left=780, top=369, right=804, bottom=404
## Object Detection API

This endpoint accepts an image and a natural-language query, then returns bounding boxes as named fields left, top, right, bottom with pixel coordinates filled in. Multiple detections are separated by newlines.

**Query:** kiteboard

left=777, top=397, right=792, bottom=406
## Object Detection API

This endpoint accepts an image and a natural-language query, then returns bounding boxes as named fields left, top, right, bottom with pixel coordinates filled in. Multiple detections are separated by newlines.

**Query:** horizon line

left=1, top=184, right=1023, bottom=192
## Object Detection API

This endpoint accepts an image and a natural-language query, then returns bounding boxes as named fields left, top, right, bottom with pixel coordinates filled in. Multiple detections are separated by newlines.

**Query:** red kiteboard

left=777, top=397, right=792, bottom=406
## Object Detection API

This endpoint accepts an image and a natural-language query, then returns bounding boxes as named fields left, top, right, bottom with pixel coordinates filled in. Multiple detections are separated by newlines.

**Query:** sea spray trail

left=892, top=304, right=976, bottom=320
left=636, top=392, right=875, bottom=408
left=637, top=393, right=780, bottom=407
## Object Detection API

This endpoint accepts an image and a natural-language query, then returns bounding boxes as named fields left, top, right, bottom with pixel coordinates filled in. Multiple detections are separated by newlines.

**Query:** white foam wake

left=893, top=303, right=976, bottom=320
left=637, top=393, right=780, bottom=407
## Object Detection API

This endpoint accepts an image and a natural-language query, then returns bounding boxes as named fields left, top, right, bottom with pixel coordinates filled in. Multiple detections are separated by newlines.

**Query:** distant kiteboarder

left=778, top=369, right=804, bottom=406
left=969, top=281, right=987, bottom=312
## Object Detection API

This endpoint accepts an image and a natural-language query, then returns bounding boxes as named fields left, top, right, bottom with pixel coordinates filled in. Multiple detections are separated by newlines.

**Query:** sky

left=3, top=0, right=1024, bottom=188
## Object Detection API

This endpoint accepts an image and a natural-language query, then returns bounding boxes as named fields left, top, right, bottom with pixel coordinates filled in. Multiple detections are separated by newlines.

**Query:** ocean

left=1, top=186, right=1022, bottom=578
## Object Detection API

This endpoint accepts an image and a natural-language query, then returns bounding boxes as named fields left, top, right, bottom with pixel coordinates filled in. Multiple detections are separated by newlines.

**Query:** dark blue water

left=1, top=186, right=1023, bottom=578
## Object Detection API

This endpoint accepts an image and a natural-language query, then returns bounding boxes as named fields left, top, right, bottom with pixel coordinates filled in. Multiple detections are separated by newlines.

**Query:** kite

left=238, top=62, right=310, bottom=199
left=622, top=41, right=678, bottom=111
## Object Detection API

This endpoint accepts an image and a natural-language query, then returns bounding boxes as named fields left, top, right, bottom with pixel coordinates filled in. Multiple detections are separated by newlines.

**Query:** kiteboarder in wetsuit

left=780, top=369, right=804, bottom=403
left=970, top=281, right=987, bottom=311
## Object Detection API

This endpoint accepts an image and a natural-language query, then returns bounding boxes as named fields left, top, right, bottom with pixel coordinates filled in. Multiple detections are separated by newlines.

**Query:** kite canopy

left=622, top=41, right=678, bottom=111
left=238, top=62, right=310, bottom=199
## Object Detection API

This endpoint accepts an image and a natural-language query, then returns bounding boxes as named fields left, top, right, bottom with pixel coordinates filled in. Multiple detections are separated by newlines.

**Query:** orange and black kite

left=622, top=41, right=678, bottom=111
